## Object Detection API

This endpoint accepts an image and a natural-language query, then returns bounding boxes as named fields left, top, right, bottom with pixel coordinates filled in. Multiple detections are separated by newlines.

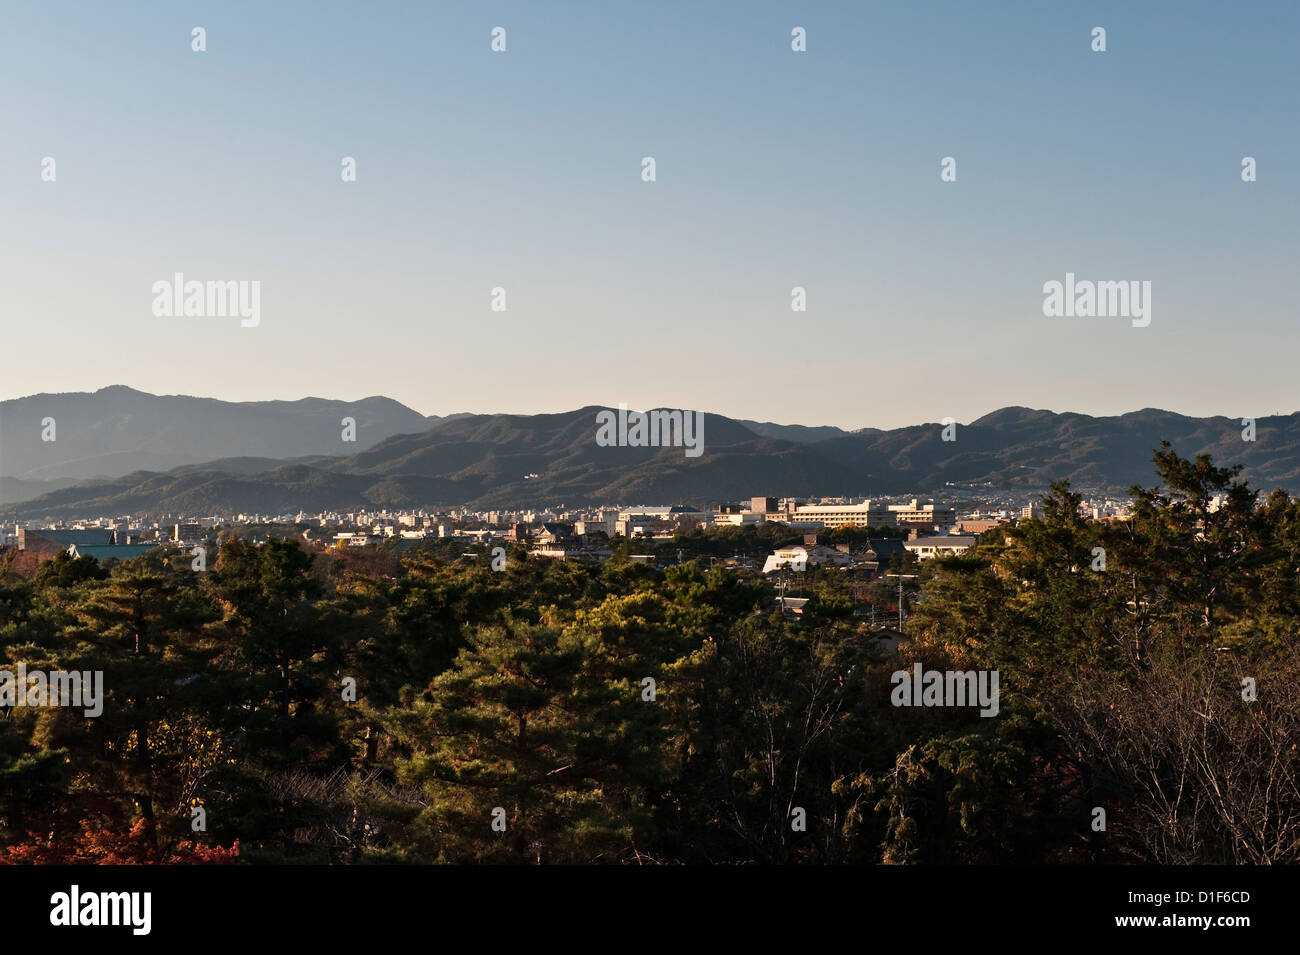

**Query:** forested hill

left=6, top=397, right=1300, bottom=517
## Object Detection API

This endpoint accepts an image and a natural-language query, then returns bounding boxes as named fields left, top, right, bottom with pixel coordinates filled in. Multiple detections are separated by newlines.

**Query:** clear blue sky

left=2, top=0, right=1296, bottom=429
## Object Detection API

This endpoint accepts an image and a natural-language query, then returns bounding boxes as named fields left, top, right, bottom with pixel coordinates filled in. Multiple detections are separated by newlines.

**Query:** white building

left=889, top=500, right=957, bottom=527
left=788, top=500, right=892, bottom=527
left=903, top=536, right=976, bottom=561
left=712, top=512, right=766, bottom=527
left=761, top=544, right=853, bottom=574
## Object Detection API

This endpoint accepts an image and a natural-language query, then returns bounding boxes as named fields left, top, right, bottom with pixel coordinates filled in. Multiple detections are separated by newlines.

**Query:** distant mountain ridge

left=0, top=385, right=459, bottom=489
left=733, top=419, right=849, bottom=443
left=3, top=391, right=1299, bottom=519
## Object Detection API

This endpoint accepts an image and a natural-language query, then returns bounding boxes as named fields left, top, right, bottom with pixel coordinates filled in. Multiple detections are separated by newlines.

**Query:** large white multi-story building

left=753, top=497, right=955, bottom=529
left=889, top=499, right=957, bottom=527
left=787, top=500, right=892, bottom=528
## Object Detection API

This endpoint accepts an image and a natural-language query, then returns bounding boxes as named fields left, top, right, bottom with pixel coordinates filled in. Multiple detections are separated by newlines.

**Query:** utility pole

left=885, top=573, right=919, bottom=631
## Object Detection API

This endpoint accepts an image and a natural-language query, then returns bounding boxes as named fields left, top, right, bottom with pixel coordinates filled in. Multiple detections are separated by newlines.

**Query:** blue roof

left=70, top=544, right=161, bottom=561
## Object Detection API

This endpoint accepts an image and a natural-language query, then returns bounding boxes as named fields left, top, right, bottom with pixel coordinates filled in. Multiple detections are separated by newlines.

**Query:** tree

left=1122, top=441, right=1259, bottom=638
left=205, top=537, right=333, bottom=732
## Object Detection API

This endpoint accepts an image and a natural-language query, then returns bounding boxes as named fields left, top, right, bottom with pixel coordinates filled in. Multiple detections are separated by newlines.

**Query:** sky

left=2, top=0, right=1297, bottom=430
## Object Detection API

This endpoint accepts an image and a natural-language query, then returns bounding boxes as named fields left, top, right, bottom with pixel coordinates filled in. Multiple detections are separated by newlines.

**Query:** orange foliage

left=1, top=816, right=239, bottom=865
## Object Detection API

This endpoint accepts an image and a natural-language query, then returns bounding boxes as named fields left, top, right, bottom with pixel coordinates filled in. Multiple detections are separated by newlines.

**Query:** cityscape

left=3, top=0, right=1296, bottom=938
left=9, top=487, right=1139, bottom=574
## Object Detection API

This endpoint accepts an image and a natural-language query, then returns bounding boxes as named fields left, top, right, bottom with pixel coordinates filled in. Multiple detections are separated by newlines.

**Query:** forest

left=0, top=444, right=1296, bottom=864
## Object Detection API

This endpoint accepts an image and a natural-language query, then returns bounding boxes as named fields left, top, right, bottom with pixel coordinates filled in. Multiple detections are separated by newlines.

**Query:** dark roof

left=29, top=528, right=116, bottom=547
left=867, top=539, right=906, bottom=559
left=70, top=544, right=160, bottom=561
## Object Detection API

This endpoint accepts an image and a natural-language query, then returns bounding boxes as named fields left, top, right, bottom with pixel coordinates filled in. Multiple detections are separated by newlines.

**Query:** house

left=956, top=519, right=1006, bottom=535
left=762, top=543, right=853, bottom=575
left=534, top=522, right=574, bottom=545
left=865, top=538, right=907, bottom=569
left=774, top=596, right=810, bottom=616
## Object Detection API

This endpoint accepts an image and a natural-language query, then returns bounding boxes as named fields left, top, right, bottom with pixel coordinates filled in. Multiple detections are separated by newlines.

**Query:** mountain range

left=0, top=385, right=466, bottom=483
left=3, top=387, right=1298, bottom=519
